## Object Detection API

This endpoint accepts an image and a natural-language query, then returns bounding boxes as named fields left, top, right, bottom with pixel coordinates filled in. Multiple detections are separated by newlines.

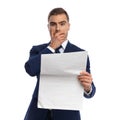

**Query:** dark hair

left=48, top=7, right=69, bottom=22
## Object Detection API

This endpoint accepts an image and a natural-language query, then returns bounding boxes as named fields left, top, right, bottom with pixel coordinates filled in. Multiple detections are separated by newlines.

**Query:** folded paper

left=37, top=51, right=87, bottom=110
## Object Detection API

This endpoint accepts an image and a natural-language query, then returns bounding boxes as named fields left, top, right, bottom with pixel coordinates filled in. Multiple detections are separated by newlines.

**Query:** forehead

left=48, top=14, right=68, bottom=23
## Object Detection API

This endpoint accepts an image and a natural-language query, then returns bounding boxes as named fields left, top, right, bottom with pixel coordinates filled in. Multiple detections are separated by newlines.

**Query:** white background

left=0, top=0, right=120, bottom=120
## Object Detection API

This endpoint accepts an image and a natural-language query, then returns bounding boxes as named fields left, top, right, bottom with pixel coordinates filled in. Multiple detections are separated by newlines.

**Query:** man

left=24, top=7, right=96, bottom=120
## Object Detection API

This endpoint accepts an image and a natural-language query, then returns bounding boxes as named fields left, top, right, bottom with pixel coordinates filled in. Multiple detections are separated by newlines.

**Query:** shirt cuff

left=84, top=86, right=92, bottom=95
left=47, top=46, right=55, bottom=53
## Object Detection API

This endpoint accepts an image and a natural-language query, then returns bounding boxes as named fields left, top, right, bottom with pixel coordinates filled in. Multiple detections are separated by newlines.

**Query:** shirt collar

left=61, top=40, right=68, bottom=50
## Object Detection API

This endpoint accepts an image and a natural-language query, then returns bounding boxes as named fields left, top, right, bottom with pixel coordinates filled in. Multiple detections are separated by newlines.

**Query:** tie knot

left=55, top=45, right=62, bottom=53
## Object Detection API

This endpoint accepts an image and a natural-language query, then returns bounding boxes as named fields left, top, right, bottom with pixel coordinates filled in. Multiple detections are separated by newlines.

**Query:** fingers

left=54, top=32, right=65, bottom=42
left=78, top=71, right=92, bottom=82
left=50, top=32, right=65, bottom=49
left=77, top=71, right=93, bottom=91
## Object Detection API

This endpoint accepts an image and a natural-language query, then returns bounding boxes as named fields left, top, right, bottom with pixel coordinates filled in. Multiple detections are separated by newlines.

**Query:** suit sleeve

left=24, top=46, right=53, bottom=76
left=84, top=56, right=96, bottom=98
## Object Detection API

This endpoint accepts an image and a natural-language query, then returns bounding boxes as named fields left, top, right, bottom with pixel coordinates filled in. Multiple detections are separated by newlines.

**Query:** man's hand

left=77, top=71, right=93, bottom=93
left=49, top=31, right=65, bottom=49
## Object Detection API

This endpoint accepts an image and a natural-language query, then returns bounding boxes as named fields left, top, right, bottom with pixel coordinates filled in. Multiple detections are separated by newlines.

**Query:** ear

left=68, top=23, right=70, bottom=31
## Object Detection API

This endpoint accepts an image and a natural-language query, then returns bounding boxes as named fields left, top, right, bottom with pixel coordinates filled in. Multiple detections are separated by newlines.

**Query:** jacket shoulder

left=68, top=42, right=85, bottom=52
left=32, top=43, right=48, bottom=50
left=30, top=43, right=49, bottom=53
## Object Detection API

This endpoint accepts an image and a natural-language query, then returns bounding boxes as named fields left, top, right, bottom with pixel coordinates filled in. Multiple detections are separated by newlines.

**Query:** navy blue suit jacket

left=24, top=41, right=96, bottom=120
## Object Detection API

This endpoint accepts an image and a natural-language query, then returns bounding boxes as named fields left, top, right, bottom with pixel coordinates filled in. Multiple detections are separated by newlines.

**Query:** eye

left=60, top=21, right=66, bottom=26
left=50, top=22, right=56, bottom=26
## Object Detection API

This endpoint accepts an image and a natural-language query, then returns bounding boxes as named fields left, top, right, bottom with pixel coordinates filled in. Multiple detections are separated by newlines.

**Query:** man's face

left=48, top=14, right=70, bottom=41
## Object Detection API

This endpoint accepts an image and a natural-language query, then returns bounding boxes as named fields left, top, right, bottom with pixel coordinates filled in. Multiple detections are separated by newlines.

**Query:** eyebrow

left=49, top=20, right=67, bottom=24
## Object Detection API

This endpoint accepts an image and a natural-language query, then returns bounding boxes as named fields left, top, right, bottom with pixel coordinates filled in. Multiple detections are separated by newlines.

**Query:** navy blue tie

left=55, top=45, right=62, bottom=53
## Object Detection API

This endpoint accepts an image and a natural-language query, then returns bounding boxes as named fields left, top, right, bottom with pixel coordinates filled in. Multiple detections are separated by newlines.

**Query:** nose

left=56, top=24, right=60, bottom=31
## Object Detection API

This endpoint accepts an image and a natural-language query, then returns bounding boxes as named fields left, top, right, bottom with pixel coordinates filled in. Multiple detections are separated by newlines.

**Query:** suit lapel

left=64, top=41, right=73, bottom=53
